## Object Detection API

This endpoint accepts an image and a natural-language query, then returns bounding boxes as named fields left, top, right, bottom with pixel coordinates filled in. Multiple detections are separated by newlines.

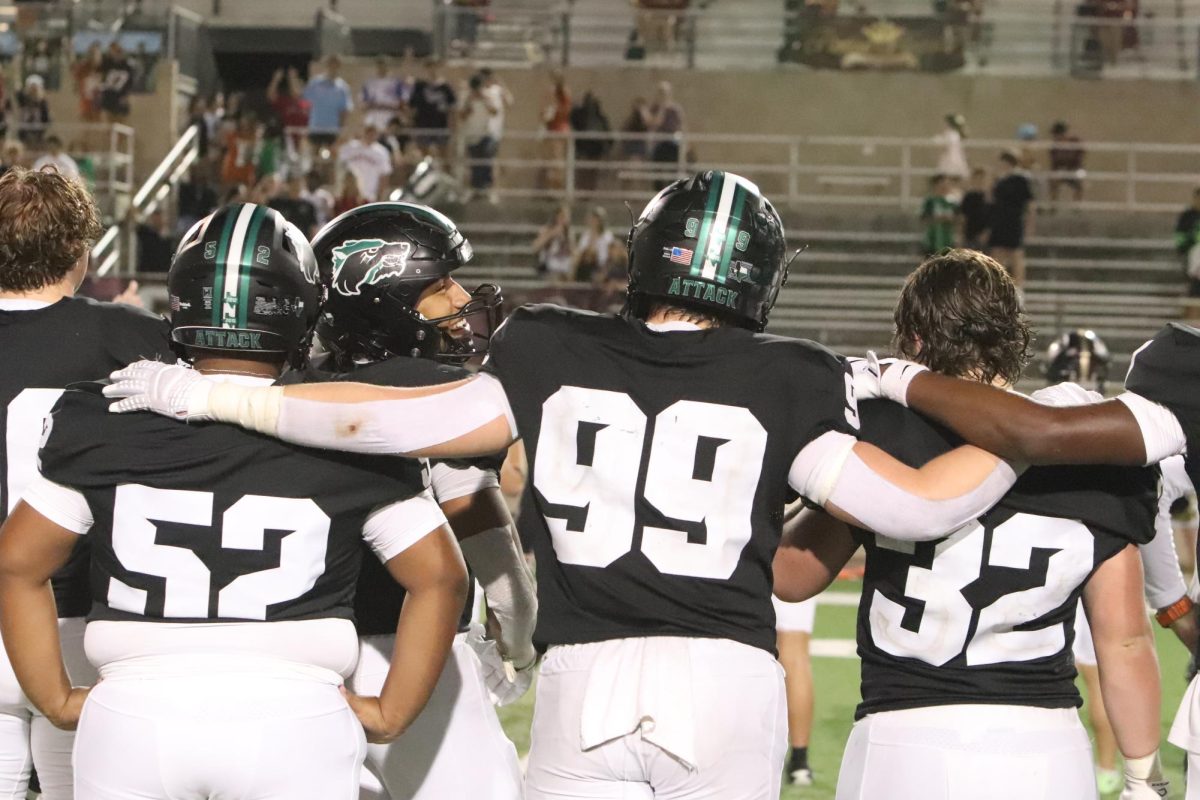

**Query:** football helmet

left=1045, top=328, right=1110, bottom=392
left=626, top=170, right=787, bottom=332
left=310, top=201, right=501, bottom=365
left=169, top=203, right=321, bottom=368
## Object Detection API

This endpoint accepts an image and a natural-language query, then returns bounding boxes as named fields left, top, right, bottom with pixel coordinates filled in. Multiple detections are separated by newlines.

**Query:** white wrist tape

left=879, top=361, right=929, bottom=407
left=206, top=383, right=284, bottom=434
left=1124, top=751, right=1163, bottom=782
left=827, top=450, right=1017, bottom=541
left=459, top=525, right=537, bottom=668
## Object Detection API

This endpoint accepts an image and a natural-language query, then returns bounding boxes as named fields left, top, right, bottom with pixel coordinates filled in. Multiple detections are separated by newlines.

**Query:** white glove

left=1120, top=751, right=1169, bottom=800
left=104, top=361, right=216, bottom=420
left=1030, top=381, right=1103, bottom=408
left=465, top=625, right=534, bottom=707
left=848, top=352, right=928, bottom=407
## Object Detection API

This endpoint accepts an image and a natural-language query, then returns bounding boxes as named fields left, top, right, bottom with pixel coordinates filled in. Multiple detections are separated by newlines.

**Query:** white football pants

left=349, top=633, right=522, bottom=800
left=0, top=616, right=94, bottom=800
left=525, top=637, right=788, bottom=800
left=73, top=672, right=365, bottom=799
left=836, top=704, right=1097, bottom=800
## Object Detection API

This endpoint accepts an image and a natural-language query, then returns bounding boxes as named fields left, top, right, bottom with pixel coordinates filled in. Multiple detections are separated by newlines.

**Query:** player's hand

left=847, top=353, right=883, bottom=402
left=340, top=686, right=406, bottom=744
left=104, top=361, right=215, bottom=420
left=466, top=626, right=534, bottom=707
left=1120, top=752, right=1169, bottom=800
left=112, top=279, right=144, bottom=307
left=45, top=686, right=91, bottom=731
left=1030, top=381, right=1103, bottom=407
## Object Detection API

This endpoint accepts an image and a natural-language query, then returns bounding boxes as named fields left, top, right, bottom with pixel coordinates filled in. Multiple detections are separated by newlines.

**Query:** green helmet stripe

left=236, top=206, right=268, bottom=329
left=689, top=171, right=724, bottom=277
left=715, top=184, right=748, bottom=283
left=210, top=208, right=239, bottom=327
left=220, top=204, right=258, bottom=329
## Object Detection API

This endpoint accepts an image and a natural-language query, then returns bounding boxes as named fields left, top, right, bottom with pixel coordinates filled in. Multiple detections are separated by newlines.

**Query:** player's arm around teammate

left=105, top=362, right=1018, bottom=542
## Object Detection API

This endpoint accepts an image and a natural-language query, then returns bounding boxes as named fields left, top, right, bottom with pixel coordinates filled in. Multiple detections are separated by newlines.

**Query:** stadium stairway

left=452, top=203, right=1184, bottom=373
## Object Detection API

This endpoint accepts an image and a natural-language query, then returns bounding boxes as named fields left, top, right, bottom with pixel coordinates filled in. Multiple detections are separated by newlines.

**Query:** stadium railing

left=405, top=128, right=1200, bottom=214
left=92, top=123, right=198, bottom=277
left=433, top=1, right=1200, bottom=79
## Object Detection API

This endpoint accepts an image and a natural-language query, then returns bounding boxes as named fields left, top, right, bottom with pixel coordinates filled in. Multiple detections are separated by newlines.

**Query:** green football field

left=499, top=582, right=1193, bottom=799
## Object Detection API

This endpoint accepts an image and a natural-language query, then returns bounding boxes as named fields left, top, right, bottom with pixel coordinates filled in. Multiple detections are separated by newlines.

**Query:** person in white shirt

left=337, top=125, right=393, bottom=202
left=361, top=57, right=402, bottom=133
left=31, top=136, right=80, bottom=181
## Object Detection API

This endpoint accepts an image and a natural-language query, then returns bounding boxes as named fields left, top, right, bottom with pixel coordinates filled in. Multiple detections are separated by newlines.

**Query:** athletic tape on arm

left=459, top=525, right=538, bottom=668
left=208, top=374, right=517, bottom=455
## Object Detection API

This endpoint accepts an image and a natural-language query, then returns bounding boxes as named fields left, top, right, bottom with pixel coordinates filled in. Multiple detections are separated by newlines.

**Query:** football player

left=294, top=202, right=532, bottom=800
left=0, top=203, right=468, bottom=799
left=1046, top=329, right=1197, bottom=792
left=0, top=166, right=176, bottom=799
left=773, top=251, right=1166, bottom=800
left=106, top=172, right=1023, bottom=799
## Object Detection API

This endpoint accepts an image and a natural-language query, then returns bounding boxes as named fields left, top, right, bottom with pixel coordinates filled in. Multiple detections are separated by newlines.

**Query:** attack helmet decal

left=329, top=239, right=415, bottom=297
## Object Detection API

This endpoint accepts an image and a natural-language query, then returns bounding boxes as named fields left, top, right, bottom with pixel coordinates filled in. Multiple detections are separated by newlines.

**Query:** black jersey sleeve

left=37, top=383, right=150, bottom=490
left=1125, top=324, right=1200, bottom=456
left=95, top=301, right=176, bottom=365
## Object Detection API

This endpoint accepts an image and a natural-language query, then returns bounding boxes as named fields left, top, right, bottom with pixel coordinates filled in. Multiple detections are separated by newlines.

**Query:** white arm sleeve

left=20, top=474, right=92, bottom=535
left=429, top=461, right=501, bottom=504
left=825, top=450, right=1017, bottom=541
left=1142, top=456, right=1193, bottom=609
left=459, top=525, right=538, bottom=668
left=1117, top=392, right=1188, bottom=464
left=209, top=372, right=518, bottom=456
left=362, top=491, right=449, bottom=563
left=789, top=433, right=1018, bottom=541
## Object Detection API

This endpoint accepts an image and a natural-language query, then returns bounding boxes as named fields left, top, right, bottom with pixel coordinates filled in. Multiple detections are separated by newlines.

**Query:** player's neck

left=191, top=357, right=281, bottom=380
left=644, top=308, right=718, bottom=329
left=0, top=275, right=75, bottom=303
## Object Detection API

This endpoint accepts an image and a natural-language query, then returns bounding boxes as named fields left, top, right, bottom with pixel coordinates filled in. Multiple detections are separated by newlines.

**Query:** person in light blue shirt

left=303, top=55, right=353, bottom=147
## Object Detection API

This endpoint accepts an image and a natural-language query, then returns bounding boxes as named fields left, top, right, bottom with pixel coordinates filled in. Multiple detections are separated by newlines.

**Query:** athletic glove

left=1120, top=751, right=1169, bottom=800
left=464, top=625, right=534, bottom=707
left=104, top=361, right=216, bottom=420
left=848, top=352, right=928, bottom=407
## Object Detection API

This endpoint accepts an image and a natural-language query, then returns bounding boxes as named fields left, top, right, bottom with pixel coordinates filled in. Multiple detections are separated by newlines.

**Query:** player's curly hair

left=0, top=166, right=103, bottom=292
left=892, top=249, right=1032, bottom=386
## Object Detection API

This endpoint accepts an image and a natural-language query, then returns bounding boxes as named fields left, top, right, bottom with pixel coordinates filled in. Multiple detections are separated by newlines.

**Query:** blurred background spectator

left=303, top=55, right=353, bottom=149
left=15, top=75, right=48, bottom=146
left=267, top=67, right=311, bottom=155
left=361, top=56, right=403, bottom=132
left=540, top=70, right=571, bottom=190
left=32, top=135, right=79, bottom=180
left=221, top=112, right=260, bottom=188
left=334, top=170, right=366, bottom=215
left=961, top=167, right=991, bottom=250
left=920, top=174, right=960, bottom=256
left=304, top=170, right=336, bottom=228
left=935, top=113, right=969, bottom=186
left=460, top=73, right=499, bottom=201
left=988, top=149, right=1036, bottom=286
left=571, top=206, right=614, bottom=283
left=71, top=43, right=102, bottom=124
left=338, top=124, right=392, bottom=201
left=532, top=204, right=573, bottom=281
left=648, top=80, right=684, bottom=185
left=98, top=41, right=134, bottom=123
left=1048, top=120, right=1086, bottom=205
left=135, top=208, right=172, bottom=271
left=269, top=174, right=319, bottom=237
left=410, top=59, right=456, bottom=158
left=570, top=91, right=611, bottom=192
left=177, top=162, right=218, bottom=235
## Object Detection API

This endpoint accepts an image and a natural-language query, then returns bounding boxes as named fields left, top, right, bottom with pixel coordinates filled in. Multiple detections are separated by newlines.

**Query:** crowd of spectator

left=924, top=114, right=1087, bottom=286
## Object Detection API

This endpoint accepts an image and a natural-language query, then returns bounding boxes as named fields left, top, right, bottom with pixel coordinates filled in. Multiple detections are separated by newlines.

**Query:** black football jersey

left=284, top=356, right=498, bottom=636
left=852, top=400, right=1157, bottom=719
left=482, top=304, right=858, bottom=654
left=1125, top=323, right=1200, bottom=489
left=0, top=296, right=174, bottom=616
left=37, top=382, right=427, bottom=624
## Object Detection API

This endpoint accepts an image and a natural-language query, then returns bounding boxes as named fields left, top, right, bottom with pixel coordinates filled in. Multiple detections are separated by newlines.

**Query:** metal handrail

left=93, top=124, right=200, bottom=276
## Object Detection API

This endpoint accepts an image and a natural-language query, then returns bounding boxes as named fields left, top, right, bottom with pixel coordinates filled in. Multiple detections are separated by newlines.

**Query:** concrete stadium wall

left=338, top=60, right=1200, bottom=143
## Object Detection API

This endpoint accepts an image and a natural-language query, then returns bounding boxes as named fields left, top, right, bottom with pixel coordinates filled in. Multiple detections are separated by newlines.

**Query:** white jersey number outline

left=870, top=513, right=1094, bottom=667
left=110, top=484, right=331, bottom=620
left=533, top=387, right=767, bottom=580
left=5, top=388, right=65, bottom=518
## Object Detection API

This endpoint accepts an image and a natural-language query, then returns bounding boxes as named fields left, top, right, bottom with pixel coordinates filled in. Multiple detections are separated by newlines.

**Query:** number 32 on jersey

left=532, top=386, right=767, bottom=580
